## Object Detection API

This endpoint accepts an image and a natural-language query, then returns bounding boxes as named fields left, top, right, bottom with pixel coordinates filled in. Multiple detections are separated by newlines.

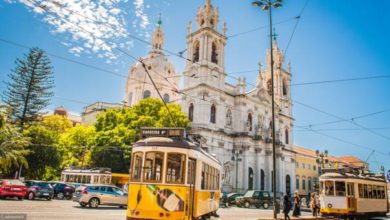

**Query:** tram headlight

left=327, top=203, right=332, bottom=209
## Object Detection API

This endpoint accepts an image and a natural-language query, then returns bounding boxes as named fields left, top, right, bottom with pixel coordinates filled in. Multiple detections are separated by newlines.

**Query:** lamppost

left=252, top=0, right=282, bottom=219
left=231, top=149, right=243, bottom=192
left=315, top=149, right=329, bottom=175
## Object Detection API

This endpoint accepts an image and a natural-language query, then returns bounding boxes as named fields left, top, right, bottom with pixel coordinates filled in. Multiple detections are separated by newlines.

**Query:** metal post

left=235, top=153, right=239, bottom=192
left=268, top=3, right=277, bottom=219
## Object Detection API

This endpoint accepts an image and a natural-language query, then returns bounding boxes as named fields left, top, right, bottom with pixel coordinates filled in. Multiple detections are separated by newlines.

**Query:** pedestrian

left=310, top=192, right=319, bottom=216
left=283, top=194, right=291, bottom=220
left=292, top=191, right=301, bottom=217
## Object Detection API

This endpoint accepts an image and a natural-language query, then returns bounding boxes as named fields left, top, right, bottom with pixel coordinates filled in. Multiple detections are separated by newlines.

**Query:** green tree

left=2, top=47, right=54, bottom=129
left=91, top=98, right=190, bottom=172
left=0, top=124, right=30, bottom=175
left=59, top=125, right=96, bottom=168
left=23, top=115, right=72, bottom=180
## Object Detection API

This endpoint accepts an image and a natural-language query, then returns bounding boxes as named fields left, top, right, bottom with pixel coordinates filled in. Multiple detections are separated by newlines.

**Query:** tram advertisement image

left=127, top=128, right=221, bottom=220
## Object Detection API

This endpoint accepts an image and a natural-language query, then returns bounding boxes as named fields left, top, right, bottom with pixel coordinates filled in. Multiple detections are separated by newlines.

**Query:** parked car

left=221, top=193, right=244, bottom=207
left=73, top=184, right=128, bottom=208
left=237, top=190, right=271, bottom=209
left=0, top=179, right=27, bottom=200
left=24, top=180, right=54, bottom=200
left=48, top=182, right=75, bottom=200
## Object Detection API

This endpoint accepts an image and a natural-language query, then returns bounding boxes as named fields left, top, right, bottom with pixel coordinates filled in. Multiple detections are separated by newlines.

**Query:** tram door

left=347, top=182, right=356, bottom=212
left=187, top=158, right=196, bottom=219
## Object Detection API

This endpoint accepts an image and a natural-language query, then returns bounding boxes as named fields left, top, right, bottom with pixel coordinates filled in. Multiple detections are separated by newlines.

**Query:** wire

left=295, top=127, right=390, bottom=132
left=291, top=74, right=390, bottom=86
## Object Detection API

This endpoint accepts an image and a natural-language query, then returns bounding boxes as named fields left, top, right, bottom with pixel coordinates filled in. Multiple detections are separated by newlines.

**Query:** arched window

left=248, top=167, right=254, bottom=190
left=296, top=175, right=300, bottom=190
left=260, top=169, right=265, bottom=190
left=193, top=41, right=200, bottom=62
left=247, top=113, right=253, bottom=131
left=285, top=128, right=289, bottom=144
left=308, top=177, right=312, bottom=191
left=163, top=94, right=170, bottom=103
left=188, top=103, right=194, bottom=122
left=286, top=175, right=291, bottom=195
left=282, top=79, right=288, bottom=96
left=226, top=109, right=232, bottom=126
left=211, top=42, right=218, bottom=64
left=302, top=176, right=306, bottom=190
left=143, top=90, right=151, bottom=99
left=210, top=104, right=216, bottom=124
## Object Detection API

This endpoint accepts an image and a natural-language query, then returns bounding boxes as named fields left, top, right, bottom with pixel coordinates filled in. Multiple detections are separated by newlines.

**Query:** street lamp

left=252, top=0, right=282, bottom=219
left=315, top=149, right=329, bottom=175
left=231, top=149, right=243, bottom=192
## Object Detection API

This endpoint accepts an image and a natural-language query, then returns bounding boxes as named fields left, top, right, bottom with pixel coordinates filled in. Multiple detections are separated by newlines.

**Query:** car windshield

left=227, top=193, right=236, bottom=197
left=5, top=180, right=24, bottom=185
left=36, top=182, right=50, bottom=188
left=243, top=191, right=254, bottom=197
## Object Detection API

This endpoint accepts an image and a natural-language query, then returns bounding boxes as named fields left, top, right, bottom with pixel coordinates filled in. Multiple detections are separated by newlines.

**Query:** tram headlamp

left=327, top=203, right=332, bottom=208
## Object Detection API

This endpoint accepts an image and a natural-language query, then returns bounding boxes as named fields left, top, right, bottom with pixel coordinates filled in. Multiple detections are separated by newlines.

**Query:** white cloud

left=7, top=0, right=154, bottom=62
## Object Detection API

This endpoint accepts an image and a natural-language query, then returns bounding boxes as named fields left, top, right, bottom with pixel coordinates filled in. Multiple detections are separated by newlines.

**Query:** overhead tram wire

left=299, top=107, right=390, bottom=128
left=294, top=100, right=390, bottom=142
left=294, top=127, right=390, bottom=132
left=291, top=74, right=390, bottom=86
left=0, top=38, right=178, bottom=94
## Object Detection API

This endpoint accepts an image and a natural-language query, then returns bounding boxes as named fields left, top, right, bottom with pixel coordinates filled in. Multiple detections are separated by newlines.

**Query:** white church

left=123, top=0, right=295, bottom=194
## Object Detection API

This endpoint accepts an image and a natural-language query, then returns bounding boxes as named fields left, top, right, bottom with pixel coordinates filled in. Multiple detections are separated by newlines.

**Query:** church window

left=210, top=19, right=214, bottom=26
left=193, top=41, right=200, bottom=62
left=226, top=109, right=232, bottom=126
left=210, top=104, right=216, bottom=124
left=260, top=169, right=265, bottom=190
left=201, top=19, right=205, bottom=26
left=267, top=79, right=273, bottom=96
left=188, top=103, right=194, bottom=122
left=143, top=90, right=151, bottom=99
left=269, top=121, right=273, bottom=137
left=283, top=80, right=288, bottom=96
left=296, top=175, right=300, bottom=190
left=148, top=66, right=152, bottom=70
left=247, top=113, right=253, bottom=131
left=163, top=94, right=170, bottom=103
left=211, top=42, right=218, bottom=64
left=285, top=128, right=289, bottom=144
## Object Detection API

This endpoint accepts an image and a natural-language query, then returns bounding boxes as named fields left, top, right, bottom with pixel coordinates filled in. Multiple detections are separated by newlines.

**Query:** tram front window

left=144, top=152, right=164, bottom=182
left=335, top=181, right=346, bottom=196
left=325, top=181, right=335, bottom=196
left=131, top=152, right=143, bottom=181
left=166, top=153, right=186, bottom=183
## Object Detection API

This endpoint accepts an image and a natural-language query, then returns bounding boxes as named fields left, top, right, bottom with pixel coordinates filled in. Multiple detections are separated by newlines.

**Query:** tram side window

left=144, top=152, right=164, bottom=182
left=131, top=152, right=143, bottom=181
left=368, top=185, right=373, bottom=198
left=325, top=181, right=335, bottom=196
left=373, top=185, right=377, bottom=199
left=358, top=184, right=364, bottom=198
left=201, top=163, right=220, bottom=190
left=335, top=181, right=346, bottom=196
left=187, top=159, right=196, bottom=185
left=380, top=186, right=385, bottom=199
left=364, top=184, right=368, bottom=198
left=166, top=153, right=186, bottom=183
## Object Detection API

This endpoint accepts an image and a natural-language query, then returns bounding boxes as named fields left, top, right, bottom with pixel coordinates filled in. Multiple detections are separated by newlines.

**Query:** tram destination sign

left=141, top=127, right=185, bottom=139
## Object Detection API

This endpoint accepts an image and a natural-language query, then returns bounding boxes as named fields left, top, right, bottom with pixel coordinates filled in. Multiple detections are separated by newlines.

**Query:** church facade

left=125, top=0, right=295, bottom=194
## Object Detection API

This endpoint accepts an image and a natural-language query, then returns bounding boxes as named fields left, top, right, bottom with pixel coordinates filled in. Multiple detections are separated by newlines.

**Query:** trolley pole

left=252, top=1, right=283, bottom=219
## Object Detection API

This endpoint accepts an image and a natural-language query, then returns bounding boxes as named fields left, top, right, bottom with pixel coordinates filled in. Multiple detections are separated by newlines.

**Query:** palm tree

left=0, top=122, right=30, bottom=175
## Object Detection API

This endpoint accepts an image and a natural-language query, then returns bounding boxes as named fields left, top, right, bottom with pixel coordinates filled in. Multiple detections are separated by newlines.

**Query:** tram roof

left=320, top=172, right=386, bottom=182
left=133, top=137, right=220, bottom=165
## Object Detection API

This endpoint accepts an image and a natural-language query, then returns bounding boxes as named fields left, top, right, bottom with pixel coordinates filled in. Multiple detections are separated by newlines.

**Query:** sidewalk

left=258, top=216, right=325, bottom=220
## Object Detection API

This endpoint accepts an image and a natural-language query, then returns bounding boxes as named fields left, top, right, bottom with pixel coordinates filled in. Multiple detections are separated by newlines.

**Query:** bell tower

left=183, top=0, right=227, bottom=89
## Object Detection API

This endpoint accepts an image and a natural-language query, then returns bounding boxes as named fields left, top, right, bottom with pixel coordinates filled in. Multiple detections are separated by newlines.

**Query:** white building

left=124, top=0, right=295, bottom=194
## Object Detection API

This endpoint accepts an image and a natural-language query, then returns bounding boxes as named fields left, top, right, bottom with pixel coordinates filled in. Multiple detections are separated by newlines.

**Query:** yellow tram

left=319, top=168, right=389, bottom=218
left=126, top=128, right=222, bottom=220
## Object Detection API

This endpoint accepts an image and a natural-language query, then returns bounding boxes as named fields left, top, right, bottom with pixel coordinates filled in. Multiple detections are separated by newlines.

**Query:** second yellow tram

left=126, top=128, right=222, bottom=220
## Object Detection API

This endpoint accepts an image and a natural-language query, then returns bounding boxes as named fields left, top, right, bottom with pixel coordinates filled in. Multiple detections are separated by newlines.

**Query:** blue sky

left=0, top=0, right=389, bottom=172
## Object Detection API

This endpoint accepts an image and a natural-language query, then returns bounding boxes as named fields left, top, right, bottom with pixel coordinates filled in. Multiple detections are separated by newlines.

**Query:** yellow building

left=293, top=146, right=320, bottom=198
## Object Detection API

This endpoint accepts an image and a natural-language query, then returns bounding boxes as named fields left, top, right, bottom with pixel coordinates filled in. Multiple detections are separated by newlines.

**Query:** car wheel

left=28, top=192, right=35, bottom=200
left=18, top=197, right=23, bottom=201
left=263, top=202, right=269, bottom=209
left=244, top=201, right=250, bottom=208
left=80, top=202, right=87, bottom=207
left=225, top=202, right=229, bottom=207
left=47, top=196, right=52, bottom=201
left=88, top=198, right=99, bottom=208
left=65, top=193, right=73, bottom=200
left=57, top=192, right=64, bottom=200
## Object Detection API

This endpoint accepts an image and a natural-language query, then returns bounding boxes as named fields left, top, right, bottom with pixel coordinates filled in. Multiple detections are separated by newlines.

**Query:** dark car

left=48, top=182, right=75, bottom=200
left=237, top=190, right=271, bottom=209
left=24, top=180, right=54, bottom=200
left=0, top=179, right=27, bottom=200
left=221, top=193, right=244, bottom=207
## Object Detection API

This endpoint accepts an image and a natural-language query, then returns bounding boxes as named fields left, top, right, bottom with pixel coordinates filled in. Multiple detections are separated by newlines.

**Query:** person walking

left=310, top=192, right=319, bottom=216
left=292, top=191, right=301, bottom=217
left=283, top=194, right=292, bottom=220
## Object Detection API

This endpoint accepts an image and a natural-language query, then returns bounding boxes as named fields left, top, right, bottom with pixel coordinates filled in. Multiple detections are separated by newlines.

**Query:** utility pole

left=252, top=0, right=283, bottom=219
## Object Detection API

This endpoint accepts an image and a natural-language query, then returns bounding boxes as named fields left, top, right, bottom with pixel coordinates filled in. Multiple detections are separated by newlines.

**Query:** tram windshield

left=131, top=152, right=143, bottom=181
left=335, top=181, right=346, bottom=196
left=144, top=152, right=164, bottom=182
left=166, top=153, right=186, bottom=184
